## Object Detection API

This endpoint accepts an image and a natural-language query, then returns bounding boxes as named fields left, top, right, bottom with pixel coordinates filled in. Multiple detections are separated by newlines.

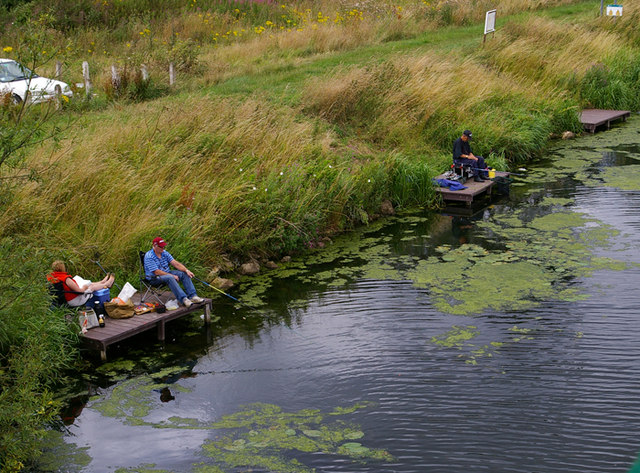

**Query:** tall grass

left=1, top=93, right=439, bottom=273
left=0, top=237, right=79, bottom=473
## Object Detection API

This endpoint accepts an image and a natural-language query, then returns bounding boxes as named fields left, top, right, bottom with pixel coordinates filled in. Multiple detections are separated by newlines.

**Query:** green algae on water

left=200, top=402, right=392, bottom=473
left=431, top=325, right=479, bottom=348
left=431, top=323, right=539, bottom=365
left=32, top=430, right=92, bottom=473
left=588, top=165, right=640, bottom=191
left=90, top=366, right=192, bottom=425
left=89, top=373, right=389, bottom=473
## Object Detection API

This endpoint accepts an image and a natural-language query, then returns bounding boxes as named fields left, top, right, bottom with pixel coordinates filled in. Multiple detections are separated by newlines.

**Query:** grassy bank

left=2, top=0, right=640, bottom=470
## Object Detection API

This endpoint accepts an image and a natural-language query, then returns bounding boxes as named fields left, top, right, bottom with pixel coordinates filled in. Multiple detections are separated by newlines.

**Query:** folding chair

left=138, top=250, right=167, bottom=304
left=48, top=280, right=71, bottom=308
left=47, top=278, right=90, bottom=313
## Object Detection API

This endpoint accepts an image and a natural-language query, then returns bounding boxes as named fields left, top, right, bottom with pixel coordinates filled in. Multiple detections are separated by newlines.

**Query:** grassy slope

left=4, top=1, right=637, bottom=278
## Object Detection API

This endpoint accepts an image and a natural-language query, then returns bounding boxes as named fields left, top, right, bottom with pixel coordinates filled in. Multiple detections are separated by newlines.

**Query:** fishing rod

left=91, top=257, right=123, bottom=292
left=193, top=276, right=263, bottom=314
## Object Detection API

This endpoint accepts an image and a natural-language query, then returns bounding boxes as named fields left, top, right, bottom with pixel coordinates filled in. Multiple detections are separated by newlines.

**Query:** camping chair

left=47, top=278, right=90, bottom=313
left=138, top=251, right=166, bottom=304
left=48, top=280, right=71, bottom=308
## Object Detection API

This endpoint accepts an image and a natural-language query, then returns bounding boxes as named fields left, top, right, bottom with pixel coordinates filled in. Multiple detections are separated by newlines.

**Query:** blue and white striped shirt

left=144, top=249, right=175, bottom=278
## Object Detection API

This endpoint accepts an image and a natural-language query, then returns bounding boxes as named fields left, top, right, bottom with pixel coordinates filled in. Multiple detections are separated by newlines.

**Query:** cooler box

left=87, top=288, right=110, bottom=311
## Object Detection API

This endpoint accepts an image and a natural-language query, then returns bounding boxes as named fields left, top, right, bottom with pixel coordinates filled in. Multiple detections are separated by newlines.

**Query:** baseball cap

left=152, top=237, right=167, bottom=248
left=463, top=130, right=472, bottom=138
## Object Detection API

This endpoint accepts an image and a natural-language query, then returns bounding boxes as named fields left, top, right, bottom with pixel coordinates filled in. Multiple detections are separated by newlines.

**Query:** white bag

left=79, top=308, right=99, bottom=333
left=116, top=282, right=138, bottom=303
left=165, top=299, right=179, bottom=311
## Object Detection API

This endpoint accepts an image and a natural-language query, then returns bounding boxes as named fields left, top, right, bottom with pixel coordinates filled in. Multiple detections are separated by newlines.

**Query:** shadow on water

left=43, top=118, right=640, bottom=473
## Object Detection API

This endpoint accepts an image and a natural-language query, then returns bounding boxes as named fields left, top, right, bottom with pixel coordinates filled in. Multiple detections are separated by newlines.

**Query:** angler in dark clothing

left=453, top=130, right=488, bottom=182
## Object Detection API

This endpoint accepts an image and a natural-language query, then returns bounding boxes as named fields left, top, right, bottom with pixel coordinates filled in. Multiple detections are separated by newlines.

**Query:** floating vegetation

left=198, top=403, right=392, bottom=473
left=430, top=324, right=537, bottom=365
left=587, top=165, right=640, bottom=191
left=90, top=366, right=192, bottom=425
left=32, top=430, right=91, bottom=472
left=87, top=369, right=390, bottom=473
left=431, top=325, right=479, bottom=348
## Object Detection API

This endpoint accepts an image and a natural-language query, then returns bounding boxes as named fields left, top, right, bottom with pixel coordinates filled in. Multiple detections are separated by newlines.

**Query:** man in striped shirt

left=143, top=237, right=204, bottom=308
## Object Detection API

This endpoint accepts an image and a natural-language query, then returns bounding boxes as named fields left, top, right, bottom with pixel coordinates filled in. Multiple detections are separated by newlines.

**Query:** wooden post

left=82, top=61, right=92, bottom=100
left=157, top=320, right=165, bottom=341
left=169, top=62, right=175, bottom=86
left=204, top=301, right=212, bottom=324
left=141, top=64, right=149, bottom=82
left=54, top=84, right=62, bottom=110
left=111, top=64, right=121, bottom=94
left=55, top=61, right=62, bottom=79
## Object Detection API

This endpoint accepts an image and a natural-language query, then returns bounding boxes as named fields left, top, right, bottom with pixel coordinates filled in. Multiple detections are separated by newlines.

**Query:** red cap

left=152, top=237, right=167, bottom=248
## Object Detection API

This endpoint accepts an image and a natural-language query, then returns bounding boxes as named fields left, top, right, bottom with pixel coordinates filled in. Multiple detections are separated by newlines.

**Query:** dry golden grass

left=486, top=16, right=625, bottom=85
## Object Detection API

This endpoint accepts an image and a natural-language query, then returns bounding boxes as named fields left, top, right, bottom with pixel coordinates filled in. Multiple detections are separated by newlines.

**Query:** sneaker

left=190, top=296, right=204, bottom=303
left=474, top=175, right=484, bottom=182
left=182, top=297, right=193, bottom=308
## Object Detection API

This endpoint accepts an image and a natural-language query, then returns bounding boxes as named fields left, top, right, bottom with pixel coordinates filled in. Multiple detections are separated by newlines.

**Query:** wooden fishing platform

left=80, top=292, right=213, bottom=361
left=581, top=109, right=630, bottom=133
left=434, top=171, right=510, bottom=206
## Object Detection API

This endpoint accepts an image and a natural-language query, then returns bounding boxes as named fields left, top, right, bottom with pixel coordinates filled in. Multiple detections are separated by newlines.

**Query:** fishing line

left=194, top=276, right=311, bottom=340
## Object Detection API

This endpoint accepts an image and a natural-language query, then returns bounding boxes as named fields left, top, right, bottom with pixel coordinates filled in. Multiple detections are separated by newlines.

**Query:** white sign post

left=484, top=9, right=497, bottom=44
left=606, top=4, right=623, bottom=16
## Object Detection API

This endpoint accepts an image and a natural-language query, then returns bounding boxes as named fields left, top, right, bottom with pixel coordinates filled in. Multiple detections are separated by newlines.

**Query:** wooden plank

left=434, top=171, right=509, bottom=205
left=580, top=109, right=630, bottom=133
left=79, top=291, right=213, bottom=359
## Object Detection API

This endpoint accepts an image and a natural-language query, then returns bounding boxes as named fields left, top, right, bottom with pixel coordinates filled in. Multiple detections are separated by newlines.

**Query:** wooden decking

left=80, top=291, right=213, bottom=360
left=581, top=109, right=630, bottom=133
left=434, top=171, right=510, bottom=206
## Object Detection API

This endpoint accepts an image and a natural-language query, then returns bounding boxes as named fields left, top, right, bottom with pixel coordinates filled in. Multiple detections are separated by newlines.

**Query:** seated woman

left=47, top=260, right=115, bottom=307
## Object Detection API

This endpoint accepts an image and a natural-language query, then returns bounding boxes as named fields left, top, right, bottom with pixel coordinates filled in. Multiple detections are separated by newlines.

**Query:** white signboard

left=484, top=9, right=497, bottom=35
left=606, top=4, right=623, bottom=16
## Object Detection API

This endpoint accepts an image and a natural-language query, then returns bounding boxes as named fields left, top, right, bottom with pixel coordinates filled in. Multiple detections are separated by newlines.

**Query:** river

left=41, top=117, right=640, bottom=473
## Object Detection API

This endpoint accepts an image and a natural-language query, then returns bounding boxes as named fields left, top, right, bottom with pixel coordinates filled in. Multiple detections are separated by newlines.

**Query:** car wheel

left=11, top=93, right=22, bottom=105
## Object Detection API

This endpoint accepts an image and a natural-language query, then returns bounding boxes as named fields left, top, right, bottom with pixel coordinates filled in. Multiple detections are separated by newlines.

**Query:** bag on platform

left=104, top=300, right=135, bottom=319
left=79, top=308, right=99, bottom=332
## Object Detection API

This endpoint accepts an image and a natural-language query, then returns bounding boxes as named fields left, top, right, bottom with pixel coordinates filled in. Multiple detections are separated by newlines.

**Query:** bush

left=0, top=237, right=79, bottom=472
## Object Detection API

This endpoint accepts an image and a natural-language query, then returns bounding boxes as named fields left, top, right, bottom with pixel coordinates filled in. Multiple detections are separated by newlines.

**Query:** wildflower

left=240, top=168, right=243, bottom=172
left=279, top=171, right=283, bottom=175
left=3, top=46, right=13, bottom=53
left=252, top=186, right=257, bottom=191
left=265, top=188, right=268, bottom=192
left=367, top=179, right=371, bottom=183
left=329, top=165, right=332, bottom=168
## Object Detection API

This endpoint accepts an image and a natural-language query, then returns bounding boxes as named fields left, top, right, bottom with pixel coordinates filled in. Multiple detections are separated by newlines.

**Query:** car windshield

left=0, top=61, right=38, bottom=83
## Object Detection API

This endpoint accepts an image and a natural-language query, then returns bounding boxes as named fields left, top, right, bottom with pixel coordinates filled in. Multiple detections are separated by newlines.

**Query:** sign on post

left=484, top=9, right=497, bottom=43
left=606, top=4, right=623, bottom=16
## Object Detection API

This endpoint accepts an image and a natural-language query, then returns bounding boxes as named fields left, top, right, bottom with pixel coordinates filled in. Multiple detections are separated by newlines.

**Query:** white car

left=0, top=58, right=73, bottom=104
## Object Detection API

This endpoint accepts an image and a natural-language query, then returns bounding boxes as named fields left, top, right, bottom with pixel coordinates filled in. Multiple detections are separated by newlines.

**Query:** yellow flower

left=3, top=46, right=13, bottom=53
